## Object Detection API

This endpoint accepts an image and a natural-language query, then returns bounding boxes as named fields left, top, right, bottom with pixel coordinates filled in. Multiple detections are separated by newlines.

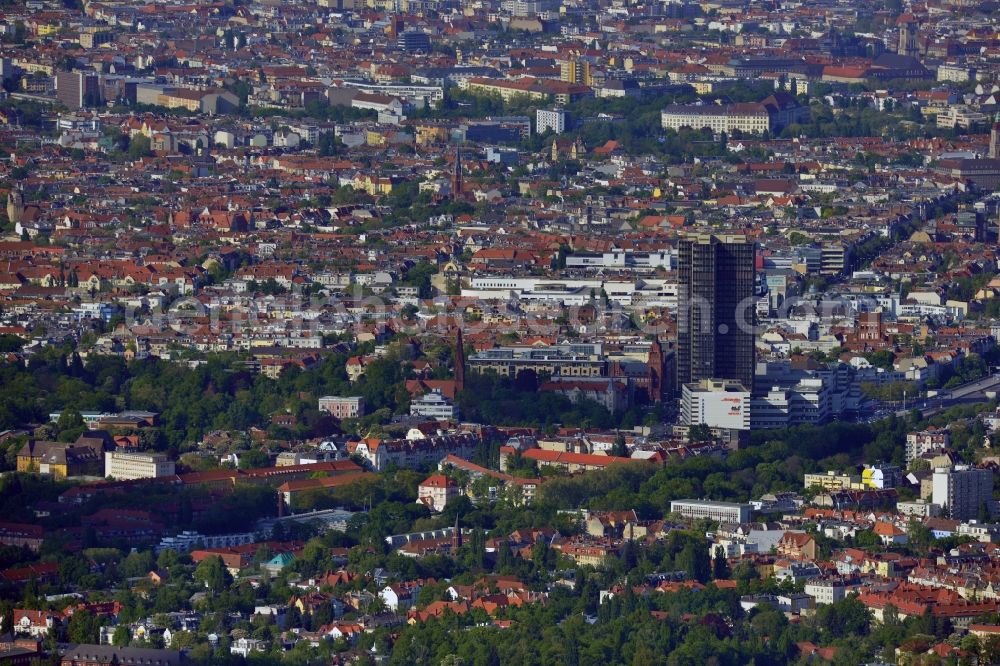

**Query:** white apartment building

left=937, top=63, right=976, bottom=83
left=804, top=578, right=858, bottom=605
left=416, top=474, right=460, bottom=512
left=350, top=433, right=478, bottom=471
left=897, top=499, right=940, bottom=518
left=932, top=465, right=993, bottom=521
left=318, top=395, right=365, bottom=420
left=936, top=107, right=987, bottom=130
left=105, top=451, right=175, bottom=480
left=410, top=390, right=458, bottom=421
left=287, top=122, right=320, bottom=144
left=230, top=638, right=268, bottom=658
left=906, top=429, right=951, bottom=463
left=536, top=107, right=568, bottom=134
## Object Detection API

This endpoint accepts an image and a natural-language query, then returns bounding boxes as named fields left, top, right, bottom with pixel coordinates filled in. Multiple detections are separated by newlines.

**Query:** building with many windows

left=17, top=440, right=105, bottom=479
left=318, top=396, right=365, bottom=420
left=416, top=474, right=460, bottom=512
left=466, top=77, right=592, bottom=105
left=468, top=344, right=606, bottom=379
left=661, top=93, right=807, bottom=135
left=560, top=58, right=592, bottom=85
left=56, top=71, right=101, bottom=110
left=804, top=578, right=861, bottom=605
left=906, top=429, right=951, bottom=463
left=670, top=499, right=752, bottom=524
left=751, top=378, right=831, bottom=429
left=397, top=30, right=430, bottom=53
left=540, top=377, right=631, bottom=413
left=676, top=233, right=756, bottom=390
left=536, top=107, right=568, bottom=134
left=937, top=63, right=976, bottom=83
left=410, top=390, right=458, bottom=421
left=104, top=451, right=175, bottom=481
left=336, top=80, right=444, bottom=108
left=348, top=433, right=478, bottom=471
left=932, top=465, right=993, bottom=521
left=661, top=102, right=770, bottom=134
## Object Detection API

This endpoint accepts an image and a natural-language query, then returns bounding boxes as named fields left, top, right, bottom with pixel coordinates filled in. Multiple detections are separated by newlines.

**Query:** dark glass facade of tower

left=676, top=234, right=756, bottom=390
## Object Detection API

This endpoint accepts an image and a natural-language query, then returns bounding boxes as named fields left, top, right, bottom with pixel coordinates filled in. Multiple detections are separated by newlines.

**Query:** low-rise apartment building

left=104, top=451, right=175, bottom=481
left=669, top=499, right=752, bottom=523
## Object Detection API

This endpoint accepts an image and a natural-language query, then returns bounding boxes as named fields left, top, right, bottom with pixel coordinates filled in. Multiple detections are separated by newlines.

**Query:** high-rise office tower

left=676, top=233, right=756, bottom=390
left=56, top=71, right=101, bottom=110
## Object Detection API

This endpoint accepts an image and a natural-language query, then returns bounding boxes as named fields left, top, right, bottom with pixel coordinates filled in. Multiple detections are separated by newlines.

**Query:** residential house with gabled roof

left=11, top=609, right=62, bottom=637
left=776, top=531, right=817, bottom=561
left=16, top=439, right=105, bottom=479
left=416, top=474, right=459, bottom=512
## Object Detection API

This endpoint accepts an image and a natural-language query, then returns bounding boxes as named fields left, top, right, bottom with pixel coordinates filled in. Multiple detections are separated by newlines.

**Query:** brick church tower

left=647, top=337, right=664, bottom=403
left=451, top=148, right=464, bottom=199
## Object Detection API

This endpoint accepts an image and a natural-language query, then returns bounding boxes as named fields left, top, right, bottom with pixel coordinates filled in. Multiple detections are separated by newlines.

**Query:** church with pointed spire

left=604, top=336, right=675, bottom=404
left=450, top=514, right=463, bottom=552
left=454, top=327, right=465, bottom=393
left=400, top=328, right=467, bottom=407
left=450, top=148, right=464, bottom=199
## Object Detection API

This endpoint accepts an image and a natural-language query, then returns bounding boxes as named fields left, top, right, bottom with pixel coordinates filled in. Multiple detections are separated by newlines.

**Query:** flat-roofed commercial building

left=670, top=499, right=752, bottom=523
left=468, top=345, right=606, bottom=378
left=105, top=451, right=175, bottom=480
left=680, top=378, right=751, bottom=431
